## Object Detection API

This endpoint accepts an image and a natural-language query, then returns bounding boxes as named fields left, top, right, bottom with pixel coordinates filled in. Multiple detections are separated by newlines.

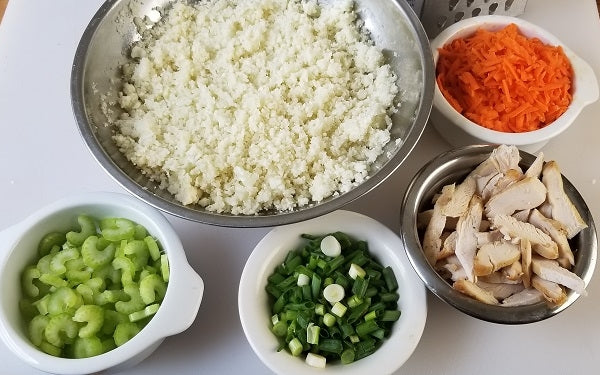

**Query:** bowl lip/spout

left=400, top=144, right=598, bottom=324
left=70, top=0, right=435, bottom=228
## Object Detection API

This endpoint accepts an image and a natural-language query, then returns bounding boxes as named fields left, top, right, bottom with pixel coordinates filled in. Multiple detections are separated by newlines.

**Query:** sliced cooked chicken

left=531, top=256, right=586, bottom=294
left=453, top=279, right=499, bottom=305
left=485, top=169, right=523, bottom=200
left=491, top=144, right=522, bottom=174
left=468, top=157, right=501, bottom=195
left=474, top=241, right=521, bottom=276
left=512, top=209, right=531, bottom=222
left=529, top=209, right=575, bottom=268
left=454, top=195, right=483, bottom=281
left=524, top=151, right=544, bottom=179
left=438, top=231, right=457, bottom=260
left=479, top=271, right=522, bottom=285
left=501, top=288, right=544, bottom=307
left=484, top=176, right=547, bottom=218
left=542, top=161, right=588, bottom=239
left=531, top=275, right=567, bottom=305
left=476, top=281, right=525, bottom=300
left=476, top=230, right=503, bottom=247
left=479, top=172, right=503, bottom=202
left=502, top=260, right=523, bottom=282
left=538, top=202, right=552, bottom=218
left=442, top=176, right=476, bottom=218
left=491, top=214, right=559, bottom=259
left=422, top=184, right=455, bottom=266
left=521, top=239, right=532, bottom=288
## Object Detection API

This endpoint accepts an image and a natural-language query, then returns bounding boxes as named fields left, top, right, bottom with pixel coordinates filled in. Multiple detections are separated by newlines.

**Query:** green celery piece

left=113, top=322, right=140, bottom=347
left=102, top=310, right=128, bottom=336
left=112, top=256, right=136, bottom=285
left=160, top=254, right=170, bottom=282
left=82, top=236, right=116, bottom=269
left=144, top=236, right=161, bottom=261
left=73, top=305, right=104, bottom=338
left=115, top=283, right=145, bottom=315
left=49, top=247, right=80, bottom=275
left=73, top=336, right=104, bottom=358
left=38, top=232, right=67, bottom=257
left=133, top=224, right=148, bottom=240
left=28, top=315, right=50, bottom=346
left=123, top=240, right=149, bottom=271
left=128, top=303, right=160, bottom=322
left=38, top=273, right=67, bottom=288
left=66, top=215, right=97, bottom=246
left=39, top=340, right=61, bottom=357
left=94, top=289, right=128, bottom=305
left=21, top=266, right=41, bottom=298
left=100, top=218, right=135, bottom=242
left=139, top=274, right=167, bottom=304
left=47, top=286, right=83, bottom=316
left=44, top=313, right=80, bottom=347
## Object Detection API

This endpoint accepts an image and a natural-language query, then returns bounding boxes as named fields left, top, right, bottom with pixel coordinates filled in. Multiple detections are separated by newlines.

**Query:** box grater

left=406, top=0, right=528, bottom=39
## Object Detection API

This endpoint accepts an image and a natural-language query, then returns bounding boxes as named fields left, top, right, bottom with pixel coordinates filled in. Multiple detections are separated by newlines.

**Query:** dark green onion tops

left=266, top=231, right=401, bottom=368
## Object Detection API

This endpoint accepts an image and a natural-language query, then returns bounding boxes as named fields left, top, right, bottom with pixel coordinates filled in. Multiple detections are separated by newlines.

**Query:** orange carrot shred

left=436, top=23, right=573, bottom=133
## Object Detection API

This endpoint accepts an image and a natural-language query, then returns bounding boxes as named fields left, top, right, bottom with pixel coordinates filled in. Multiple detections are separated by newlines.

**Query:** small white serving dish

left=238, top=210, right=427, bottom=375
left=429, top=15, right=599, bottom=153
left=0, top=192, right=204, bottom=374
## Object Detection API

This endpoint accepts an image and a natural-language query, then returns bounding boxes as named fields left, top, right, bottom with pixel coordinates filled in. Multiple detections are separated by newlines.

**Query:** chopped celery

left=19, top=215, right=170, bottom=358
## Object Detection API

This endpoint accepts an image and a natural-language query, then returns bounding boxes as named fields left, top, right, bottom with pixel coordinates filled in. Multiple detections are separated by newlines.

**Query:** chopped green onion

left=306, top=323, right=320, bottom=345
left=288, top=338, right=303, bottom=356
left=265, top=231, right=401, bottom=367
left=341, top=348, right=356, bottom=364
left=348, top=263, right=366, bottom=280
left=381, top=310, right=401, bottom=322
left=331, top=302, right=347, bottom=318
left=323, top=313, right=336, bottom=327
left=383, top=266, right=398, bottom=291
left=305, top=352, right=326, bottom=368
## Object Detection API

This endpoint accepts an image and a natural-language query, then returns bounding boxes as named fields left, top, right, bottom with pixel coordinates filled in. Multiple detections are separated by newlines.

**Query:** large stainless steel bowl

left=71, top=0, right=434, bottom=227
left=401, top=145, right=598, bottom=324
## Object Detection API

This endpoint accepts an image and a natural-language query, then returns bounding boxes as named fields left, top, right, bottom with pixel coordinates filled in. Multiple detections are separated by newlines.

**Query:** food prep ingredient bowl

left=0, top=192, right=204, bottom=374
left=429, top=15, right=599, bottom=153
left=239, top=210, right=427, bottom=374
left=70, top=0, right=434, bottom=227
left=400, top=144, right=597, bottom=324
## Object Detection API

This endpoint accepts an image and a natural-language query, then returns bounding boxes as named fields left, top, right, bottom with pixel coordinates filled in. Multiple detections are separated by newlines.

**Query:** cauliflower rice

left=113, top=0, right=399, bottom=215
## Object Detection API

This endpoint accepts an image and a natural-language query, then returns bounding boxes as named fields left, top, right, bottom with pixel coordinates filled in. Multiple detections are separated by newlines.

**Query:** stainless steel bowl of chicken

left=401, top=144, right=597, bottom=324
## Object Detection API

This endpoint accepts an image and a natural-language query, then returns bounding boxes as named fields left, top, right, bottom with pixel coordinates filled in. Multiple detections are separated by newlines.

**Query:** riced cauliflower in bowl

left=71, top=0, right=434, bottom=227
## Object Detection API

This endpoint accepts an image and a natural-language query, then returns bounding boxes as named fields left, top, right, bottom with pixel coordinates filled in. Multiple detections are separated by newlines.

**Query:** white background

left=1, top=1, right=599, bottom=374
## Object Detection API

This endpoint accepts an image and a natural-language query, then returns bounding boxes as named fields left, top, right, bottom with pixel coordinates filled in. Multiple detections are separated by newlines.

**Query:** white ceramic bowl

left=0, top=192, right=204, bottom=374
left=238, top=210, right=427, bottom=375
left=429, top=15, right=599, bottom=153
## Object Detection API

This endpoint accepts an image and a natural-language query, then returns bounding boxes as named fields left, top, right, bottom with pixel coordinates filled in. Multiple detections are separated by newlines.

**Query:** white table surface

left=1, top=1, right=599, bottom=374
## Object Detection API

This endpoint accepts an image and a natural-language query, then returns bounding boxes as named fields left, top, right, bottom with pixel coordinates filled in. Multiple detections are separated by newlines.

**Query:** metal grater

left=406, top=0, right=528, bottom=39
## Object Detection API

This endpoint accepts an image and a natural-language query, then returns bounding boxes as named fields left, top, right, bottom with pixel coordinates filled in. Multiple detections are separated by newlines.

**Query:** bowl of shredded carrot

left=430, top=15, right=599, bottom=153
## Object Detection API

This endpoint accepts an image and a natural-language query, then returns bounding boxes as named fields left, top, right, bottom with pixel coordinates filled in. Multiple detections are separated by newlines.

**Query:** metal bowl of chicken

left=400, top=144, right=597, bottom=324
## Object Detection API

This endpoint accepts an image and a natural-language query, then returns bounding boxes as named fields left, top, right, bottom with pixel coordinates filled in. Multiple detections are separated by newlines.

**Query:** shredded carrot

left=436, top=23, right=573, bottom=133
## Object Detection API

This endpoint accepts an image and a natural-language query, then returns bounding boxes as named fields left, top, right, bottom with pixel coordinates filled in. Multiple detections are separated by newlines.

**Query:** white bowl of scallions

left=238, top=210, right=427, bottom=374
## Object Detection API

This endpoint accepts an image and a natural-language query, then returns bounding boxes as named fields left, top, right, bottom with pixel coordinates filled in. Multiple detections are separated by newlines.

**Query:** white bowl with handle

left=0, top=192, right=204, bottom=374
left=430, top=15, right=599, bottom=153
